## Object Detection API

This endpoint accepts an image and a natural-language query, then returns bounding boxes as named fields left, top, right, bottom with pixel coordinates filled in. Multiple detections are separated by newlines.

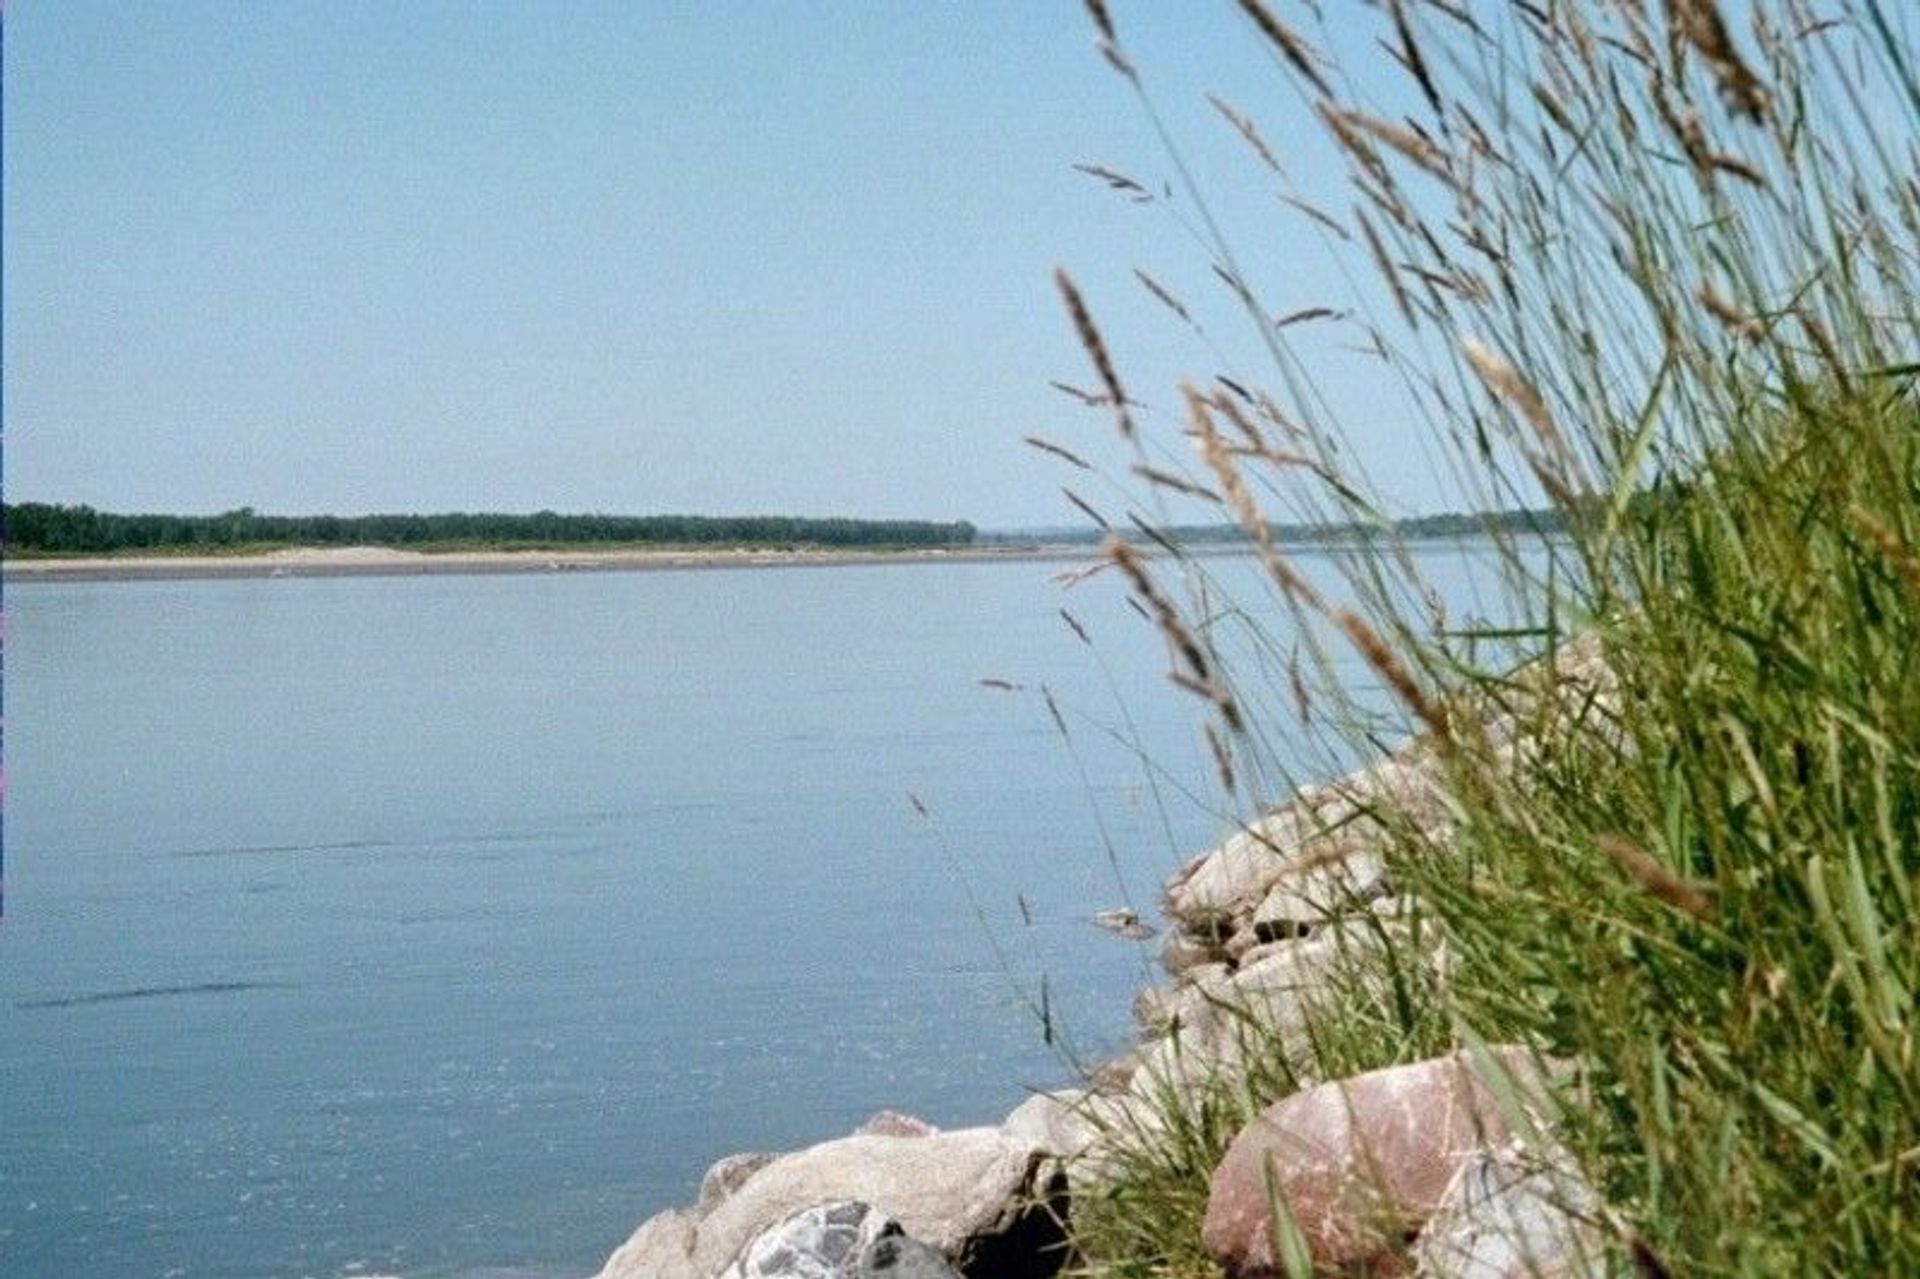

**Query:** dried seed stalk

left=1185, top=385, right=1328, bottom=615
left=1133, top=463, right=1223, bottom=503
left=1237, top=0, right=1335, bottom=98
left=1850, top=507, right=1920, bottom=598
left=1208, top=94, right=1286, bottom=178
left=1596, top=835, right=1716, bottom=921
left=1055, top=269, right=1138, bottom=439
left=1334, top=108, right=1462, bottom=191
left=1106, top=534, right=1212, bottom=686
left=1697, top=282, right=1766, bottom=342
left=1670, top=0, right=1769, bottom=122
left=1134, top=268, right=1194, bottom=325
left=1025, top=436, right=1093, bottom=470
left=1462, top=337, right=1577, bottom=480
left=1335, top=607, right=1451, bottom=737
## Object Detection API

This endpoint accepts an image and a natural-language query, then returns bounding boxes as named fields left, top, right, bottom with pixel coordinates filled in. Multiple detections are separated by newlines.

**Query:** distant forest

left=3, top=504, right=980, bottom=555
left=983, top=506, right=1568, bottom=547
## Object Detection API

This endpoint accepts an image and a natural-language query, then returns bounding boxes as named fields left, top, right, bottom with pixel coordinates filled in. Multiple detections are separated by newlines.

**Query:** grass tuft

left=1052, top=0, right=1920, bottom=1273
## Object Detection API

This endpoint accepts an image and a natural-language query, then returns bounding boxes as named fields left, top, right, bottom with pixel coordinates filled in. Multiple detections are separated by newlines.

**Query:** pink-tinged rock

left=1203, top=1049, right=1543, bottom=1277
left=700, top=1151, right=781, bottom=1214
left=856, top=1110, right=939, bottom=1139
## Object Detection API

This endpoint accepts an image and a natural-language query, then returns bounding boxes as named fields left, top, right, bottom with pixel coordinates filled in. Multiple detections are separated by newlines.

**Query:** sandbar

left=2, top=543, right=1110, bottom=583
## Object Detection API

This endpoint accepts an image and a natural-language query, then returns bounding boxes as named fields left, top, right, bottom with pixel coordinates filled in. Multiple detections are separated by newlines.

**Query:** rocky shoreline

left=591, top=639, right=1618, bottom=1277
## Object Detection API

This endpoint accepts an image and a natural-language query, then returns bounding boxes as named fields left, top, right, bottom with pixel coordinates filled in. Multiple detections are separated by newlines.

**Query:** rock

left=702, top=1151, right=784, bottom=1214
left=1411, top=1147, right=1607, bottom=1279
left=1165, top=747, right=1450, bottom=934
left=1249, top=840, right=1387, bottom=936
left=1163, top=807, right=1322, bottom=929
left=1000, top=1090, right=1094, bottom=1160
left=1132, top=983, right=1172, bottom=1030
left=1231, top=939, right=1299, bottom=971
left=1092, top=907, right=1157, bottom=940
left=1202, top=1048, right=1545, bottom=1277
left=597, top=1206, right=699, bottom=1279
left=856, top=1111, right=939, bottom=1139
left=1133, top=963, right=1229, bottom=1033
left=1130, top=926, right=1393, bottom=1101
left=1160, top=928, right=1227, bottom=979
left=1085, top=1054, right=1139, bottom=1094
left=1067, top=1087, right=1169, bottom=1189
left=595, top=1126, right=1065, bottom=1279
left=856, top=1232, right=965, bottom=1278
left=1161, top=848, right=1212, bottom=900
left=1224, top=924, right=1264, bottom=963
left=725, top=1200, right=901, bottom=1278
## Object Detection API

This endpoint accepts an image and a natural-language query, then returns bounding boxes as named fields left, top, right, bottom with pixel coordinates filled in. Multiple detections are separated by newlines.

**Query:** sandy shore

left=2, top=543, right=1110, bottom=583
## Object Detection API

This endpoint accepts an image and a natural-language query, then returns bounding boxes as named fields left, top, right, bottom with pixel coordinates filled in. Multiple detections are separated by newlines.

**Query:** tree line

left=3, top=504, right=979, bottom=554
left=979, top=506, right=1568, bottom=548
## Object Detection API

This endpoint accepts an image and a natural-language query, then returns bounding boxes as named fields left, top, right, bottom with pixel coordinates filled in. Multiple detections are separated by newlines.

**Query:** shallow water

left=0, top=545, right=1534, bottom=1278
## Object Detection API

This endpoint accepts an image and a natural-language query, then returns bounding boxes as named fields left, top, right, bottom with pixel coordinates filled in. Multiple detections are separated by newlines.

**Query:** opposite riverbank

left=1, top=543, right=1110, bottom=583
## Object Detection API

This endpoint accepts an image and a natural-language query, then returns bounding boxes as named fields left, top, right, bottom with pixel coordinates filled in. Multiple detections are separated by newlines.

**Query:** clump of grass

left=1069, top=907, right=1458, bottom=1278
left=1048, top=1, right=1920, bottom=1273
left=1420, top=384, right=1920, bottom=1272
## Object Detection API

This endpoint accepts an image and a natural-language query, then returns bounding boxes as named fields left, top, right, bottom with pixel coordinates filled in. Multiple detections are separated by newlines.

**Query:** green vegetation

left=1045, top=1, right=1920, bottom=1274
left=2, top=503, right=977, bottom=556
left=982, top=506, right=1567, bottom=548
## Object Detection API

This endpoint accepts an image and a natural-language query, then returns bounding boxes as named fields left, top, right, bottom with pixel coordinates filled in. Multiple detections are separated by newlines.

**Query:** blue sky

left=5, top=2, right=1434, bottom=529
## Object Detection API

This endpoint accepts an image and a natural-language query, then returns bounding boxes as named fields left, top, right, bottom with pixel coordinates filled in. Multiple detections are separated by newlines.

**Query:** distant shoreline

left=0, top=532, right=1517, bottom=584
left=1, top=543, right=1113, bottom=583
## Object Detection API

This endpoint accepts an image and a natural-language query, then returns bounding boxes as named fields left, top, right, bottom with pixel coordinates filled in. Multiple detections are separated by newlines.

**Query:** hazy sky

left=6, top=2, right=1433, bottom=529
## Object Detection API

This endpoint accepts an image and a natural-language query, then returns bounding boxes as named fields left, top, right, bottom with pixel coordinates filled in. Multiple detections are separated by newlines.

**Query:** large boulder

left=596, top=1126, right=1065, bottom=1279
left=1202, top=1049, right=1545, bottom=1277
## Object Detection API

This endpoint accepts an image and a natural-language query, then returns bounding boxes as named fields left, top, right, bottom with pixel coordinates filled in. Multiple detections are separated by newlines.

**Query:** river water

left=0, top=545, right=1529, bottom=1277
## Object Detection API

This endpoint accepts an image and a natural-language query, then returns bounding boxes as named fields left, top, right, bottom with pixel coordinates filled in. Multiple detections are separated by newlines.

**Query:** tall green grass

left=1048, top=1, right=1920, bottom=1273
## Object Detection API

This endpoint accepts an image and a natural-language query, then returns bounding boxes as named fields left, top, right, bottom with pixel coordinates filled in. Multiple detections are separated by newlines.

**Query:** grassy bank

left=1048, top=1, right=1919, bottom=1274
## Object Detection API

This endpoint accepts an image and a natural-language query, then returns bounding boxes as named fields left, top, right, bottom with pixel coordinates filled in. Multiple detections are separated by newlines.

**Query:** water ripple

left=17, top=980, right=295, bottom=1010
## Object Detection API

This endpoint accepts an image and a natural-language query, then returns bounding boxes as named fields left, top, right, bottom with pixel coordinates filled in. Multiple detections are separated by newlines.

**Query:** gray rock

left=595, top=1126, right=1060, bottom=1279
left=1133, top=962, right=1229, bottom=1033
left=855, top=1232, right=964, bottom=1278
left=1224, top=923, right=1264, bottom=962
left=1092, top=907, right=1157, bottom=940
left=1412, top=1147, right=1608, bottom=1279
left=725, top=1200, right=900, bottom=1278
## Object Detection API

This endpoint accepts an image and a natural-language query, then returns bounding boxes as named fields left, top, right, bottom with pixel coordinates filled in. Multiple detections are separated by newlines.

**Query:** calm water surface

left=0, top=548, right=1529, bottom=1278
